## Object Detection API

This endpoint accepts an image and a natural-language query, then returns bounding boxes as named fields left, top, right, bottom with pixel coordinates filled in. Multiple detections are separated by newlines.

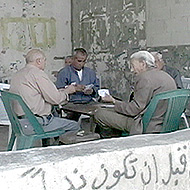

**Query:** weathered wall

left=1, top=1, right=190, bottom=98
left=0, top=129, right=190, bottom=189
left=146, top=0, right=190, bottom=47
left=72, top=0, right=190, bottom=99
left=146, top=0, right=190, bottom=78
left=72, top=0, right=146, bottom=100
left=0, top=0, right=72, bottom=83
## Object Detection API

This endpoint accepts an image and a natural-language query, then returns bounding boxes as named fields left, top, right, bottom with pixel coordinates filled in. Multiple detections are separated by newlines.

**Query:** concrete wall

left=72, top=0, right=190, bottom=99
left=0, top=0, right=72, bottom=83
left=0, top=128, right=190, bottom=189
left=146, top=0, right=190, bottom=47
left=1, top=0, right=190, bottom=97
left=72, top=0, right=146, bottom=100
left=146, top=0, right=190, bottom=78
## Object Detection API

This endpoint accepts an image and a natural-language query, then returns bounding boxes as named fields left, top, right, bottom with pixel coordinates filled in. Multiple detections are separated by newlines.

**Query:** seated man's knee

left=94, top=108, right=105, bottom=121
left=69, top=119, right=80, bottom=131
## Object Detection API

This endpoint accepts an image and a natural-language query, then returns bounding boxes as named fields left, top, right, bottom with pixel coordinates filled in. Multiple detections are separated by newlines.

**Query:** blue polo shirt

left=56, top=65, right=100, bottom=103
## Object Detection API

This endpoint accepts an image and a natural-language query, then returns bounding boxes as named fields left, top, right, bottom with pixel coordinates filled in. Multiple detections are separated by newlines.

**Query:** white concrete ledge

left=1, top=129, right=190, bottom=190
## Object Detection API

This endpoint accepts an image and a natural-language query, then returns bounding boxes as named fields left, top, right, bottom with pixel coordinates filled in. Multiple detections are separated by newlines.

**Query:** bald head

left=25, top=49, right=45, bottom=64
left=25, top=49, right=46, bottom=70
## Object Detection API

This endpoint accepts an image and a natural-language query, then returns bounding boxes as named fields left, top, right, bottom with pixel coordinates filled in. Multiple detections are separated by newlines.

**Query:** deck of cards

left=98, top=89, right=110, bottom=97
left=85, top=84, right=94, bottom=90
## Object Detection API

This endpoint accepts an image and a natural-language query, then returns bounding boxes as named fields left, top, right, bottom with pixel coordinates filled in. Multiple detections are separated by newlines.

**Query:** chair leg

left=181, top=113, right=189, bottom=128
left=42, top=138, right=51, bottom=147
left=7, top=132, right=16, bottom=151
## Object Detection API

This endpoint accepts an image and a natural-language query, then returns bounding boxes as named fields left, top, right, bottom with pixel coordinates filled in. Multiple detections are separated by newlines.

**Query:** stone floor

left=0, top=125, right=9, bottom=151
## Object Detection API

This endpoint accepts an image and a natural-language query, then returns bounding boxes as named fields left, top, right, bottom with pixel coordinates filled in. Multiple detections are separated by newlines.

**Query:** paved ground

left=0, top=125, right=9, bottom=151
left=1, top=117, right=188, bottom=152
left=0, top=117, right=96, bottom=152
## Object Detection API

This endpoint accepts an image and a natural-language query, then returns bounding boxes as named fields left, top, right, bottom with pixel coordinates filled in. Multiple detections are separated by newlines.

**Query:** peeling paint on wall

left=146, top=0, right=190, bottom=78
left=72, top=0, right=146, bottom=99
left=0, top=17, right=56, bottom=51
left=73, top=0, right=190, bottom=99
left=147, top=46, right=190, bottom=78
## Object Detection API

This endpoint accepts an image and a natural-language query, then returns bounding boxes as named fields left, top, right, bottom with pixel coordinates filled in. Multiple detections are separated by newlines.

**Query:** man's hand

left=83, top=88, right=93, bottom=95
left=75, top=84, right=85, bottom=92
left=62, top=85, right=76, bottom=94
left=102, top=95, right=115, bottom=104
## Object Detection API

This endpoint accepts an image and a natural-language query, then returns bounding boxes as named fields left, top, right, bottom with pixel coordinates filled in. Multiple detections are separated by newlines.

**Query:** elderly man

left=56, top=48, right=100, bottom=103
left=94, top=51, right=177, bottom=137
left=151, top=51, right=183, bottom=89
left=10, top=49, right=80, bottom=142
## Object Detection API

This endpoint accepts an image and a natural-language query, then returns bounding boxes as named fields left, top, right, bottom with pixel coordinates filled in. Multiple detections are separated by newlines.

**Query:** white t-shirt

left=77, top=69, right=83, bottom=81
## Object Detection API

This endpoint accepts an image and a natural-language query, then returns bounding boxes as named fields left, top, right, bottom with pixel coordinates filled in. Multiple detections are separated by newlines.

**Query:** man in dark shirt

left=56, top=48, right=100, bottom=121
left=56, top=48, right=100, bottom=103
left=151, top=51, right=183, bottom=89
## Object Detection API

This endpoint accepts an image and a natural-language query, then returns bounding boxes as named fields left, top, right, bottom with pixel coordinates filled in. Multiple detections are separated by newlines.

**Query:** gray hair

left=130, top=51, right=156, bottom=68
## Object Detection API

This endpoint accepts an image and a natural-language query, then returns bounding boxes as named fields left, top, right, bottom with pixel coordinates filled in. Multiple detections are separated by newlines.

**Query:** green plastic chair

left=0, top=90, right=66, bottom=151
left=142, top=89, right=190, bottom=133
left=122, top=89, right=190, bottom=136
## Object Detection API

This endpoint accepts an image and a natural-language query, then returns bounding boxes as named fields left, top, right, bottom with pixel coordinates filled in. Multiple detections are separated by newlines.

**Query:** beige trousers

left=94, top=108, right=134, bottom=132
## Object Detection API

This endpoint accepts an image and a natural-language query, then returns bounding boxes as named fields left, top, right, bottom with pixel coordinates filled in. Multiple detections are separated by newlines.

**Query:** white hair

left=130, top=51, right=156, bottom=68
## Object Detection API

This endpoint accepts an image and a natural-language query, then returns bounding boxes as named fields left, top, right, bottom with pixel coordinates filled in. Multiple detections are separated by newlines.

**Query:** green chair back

left=142, top=89, right=190, bottom=133
left=0, top=90, right=65, bottom=150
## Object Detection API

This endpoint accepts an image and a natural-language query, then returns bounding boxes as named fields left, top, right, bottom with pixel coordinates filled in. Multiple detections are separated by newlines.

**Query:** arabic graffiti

left=20, top=145, right=189, bottom=189
left=162, top=145, right=187, bottom=186
left=64, top=146, right=189, bottom=189
left=64, top=168, right=87, bottom=190
left=91, top=164, right=108, bottom=189
left=21, top=167, right=47, bottom=190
